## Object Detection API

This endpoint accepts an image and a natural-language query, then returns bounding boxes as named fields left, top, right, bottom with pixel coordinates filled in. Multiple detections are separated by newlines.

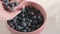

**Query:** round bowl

left=6, top=1, right=46, bottom=34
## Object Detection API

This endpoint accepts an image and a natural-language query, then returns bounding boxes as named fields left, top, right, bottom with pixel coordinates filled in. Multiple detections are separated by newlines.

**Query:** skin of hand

left=0, top=1, right=21, bottom=21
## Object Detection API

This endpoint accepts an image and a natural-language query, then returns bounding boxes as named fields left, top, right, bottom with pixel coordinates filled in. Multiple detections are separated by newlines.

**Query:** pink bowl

left=6, top=1, right=46, bottom=34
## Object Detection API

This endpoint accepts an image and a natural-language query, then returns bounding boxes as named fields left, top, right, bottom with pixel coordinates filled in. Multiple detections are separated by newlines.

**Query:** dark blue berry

left=14, top=2, right=19, bottom=6
left=8, top=3, right=14, bottom=8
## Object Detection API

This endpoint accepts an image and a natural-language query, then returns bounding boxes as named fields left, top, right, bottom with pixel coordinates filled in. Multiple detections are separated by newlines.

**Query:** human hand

left=0, top=1, right=21, bottom=21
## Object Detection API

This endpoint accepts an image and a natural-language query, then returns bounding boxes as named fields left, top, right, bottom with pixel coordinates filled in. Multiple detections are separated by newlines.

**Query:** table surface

left=0, top=0, right=60, bottom=34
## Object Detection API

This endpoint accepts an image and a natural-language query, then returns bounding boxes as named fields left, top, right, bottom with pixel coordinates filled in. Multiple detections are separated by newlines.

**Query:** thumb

left=0, top=1, right=5, bottom=11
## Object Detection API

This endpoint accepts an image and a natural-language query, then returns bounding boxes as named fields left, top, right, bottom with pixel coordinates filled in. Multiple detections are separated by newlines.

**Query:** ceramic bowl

left=6, top=1, right=46, bottom=34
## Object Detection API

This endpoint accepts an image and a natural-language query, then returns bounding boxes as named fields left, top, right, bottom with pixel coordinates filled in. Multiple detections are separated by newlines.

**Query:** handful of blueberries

left=7, top=6, right=44, bottom=32
left=1, top=0, right=19, bottom=11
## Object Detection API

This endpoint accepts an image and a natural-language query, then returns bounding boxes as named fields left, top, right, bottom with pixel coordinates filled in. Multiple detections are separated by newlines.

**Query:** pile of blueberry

left=7, top=6, right=44, bottom=32
left=1, top=0, right=19, bottom=11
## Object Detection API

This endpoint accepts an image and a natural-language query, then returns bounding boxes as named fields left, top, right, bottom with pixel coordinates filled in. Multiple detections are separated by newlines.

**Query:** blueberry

left=31, top=25, right=35, bottom=29
left=19, top=29, right=24, bottom=32
left=26, top=27, right=29, bottom=29
left=7, top=20, right=15, bottom=27
left=14, top=25, right=22, bottom=31
left=23, top=29, right=27, bottom=32
left=12, top=25, right=15, bottom=29
left=8, top=22, right=14, bottom=27
left=33, top=10, right=40, bottom=15
left=22, top=14, right=25, bottom=17
left=29, top=6, right=36, bottom=11
left=23, top=27, right=30, bottom=32
left=29, top=20, right=32, bottom=23
left=27, top=28, right=31, bottom=32
left=37, top=16, right=43, bottom=22
left=3, top=3, right=9, bottom=11
left=25, top=18, right=29, bottom=22
left=4, top=5, right=9, bottom=11
left=33, top=20, right=37, bottom=24
left=36, top=25, right=40, bottom=28
left=37, top=16, right=41, bottom=19
left=17, top=25, right=23, bottom=30
left=17, top=16, right=22, bottom=19
left=17, top=12, right=25, bottom=18
left=8, top=3, right=14, bottom=8
left=14, top=2, right=19, bottom=6
left=7, top=20, right=14, bottom=23
left=25, top=6, right=30, bottom=11
left=22, top=22, right=27, bottom=26
left=22, top=18, right=26, bottom=21
left=13, top=17, right=17, bottom=23
left=16, top=17, right=22, bottom=23
left=27, top=23, right=31, bottom=26
left=33, top=15, right=37, bottom=20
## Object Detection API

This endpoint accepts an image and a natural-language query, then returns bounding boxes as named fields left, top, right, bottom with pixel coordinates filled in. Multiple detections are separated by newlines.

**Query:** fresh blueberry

left=27, top=28, right=31, bottom=32
left=23, top=29, right=27, bottom=32
left=8, top=3, right=14, bottom=8
left=7, top=20, right=15, bottom=27
left=29, top=19, right=32, bottom=23
left=17, top=25, right=23, bottom=30
left=14, top=2, right=19, bottom=6
left=33, top=15, right=37, bottom=20
left=22, top=18, right=26, bottom=22
left=27, top=23, right=31, bottom=26
left=22, top=22, right=27, bottom=27
left=22, top=14, right=25, bottom=17
left=4, top=5, right=9, bottom=11
left=3, top=3, right=9, bottom=11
